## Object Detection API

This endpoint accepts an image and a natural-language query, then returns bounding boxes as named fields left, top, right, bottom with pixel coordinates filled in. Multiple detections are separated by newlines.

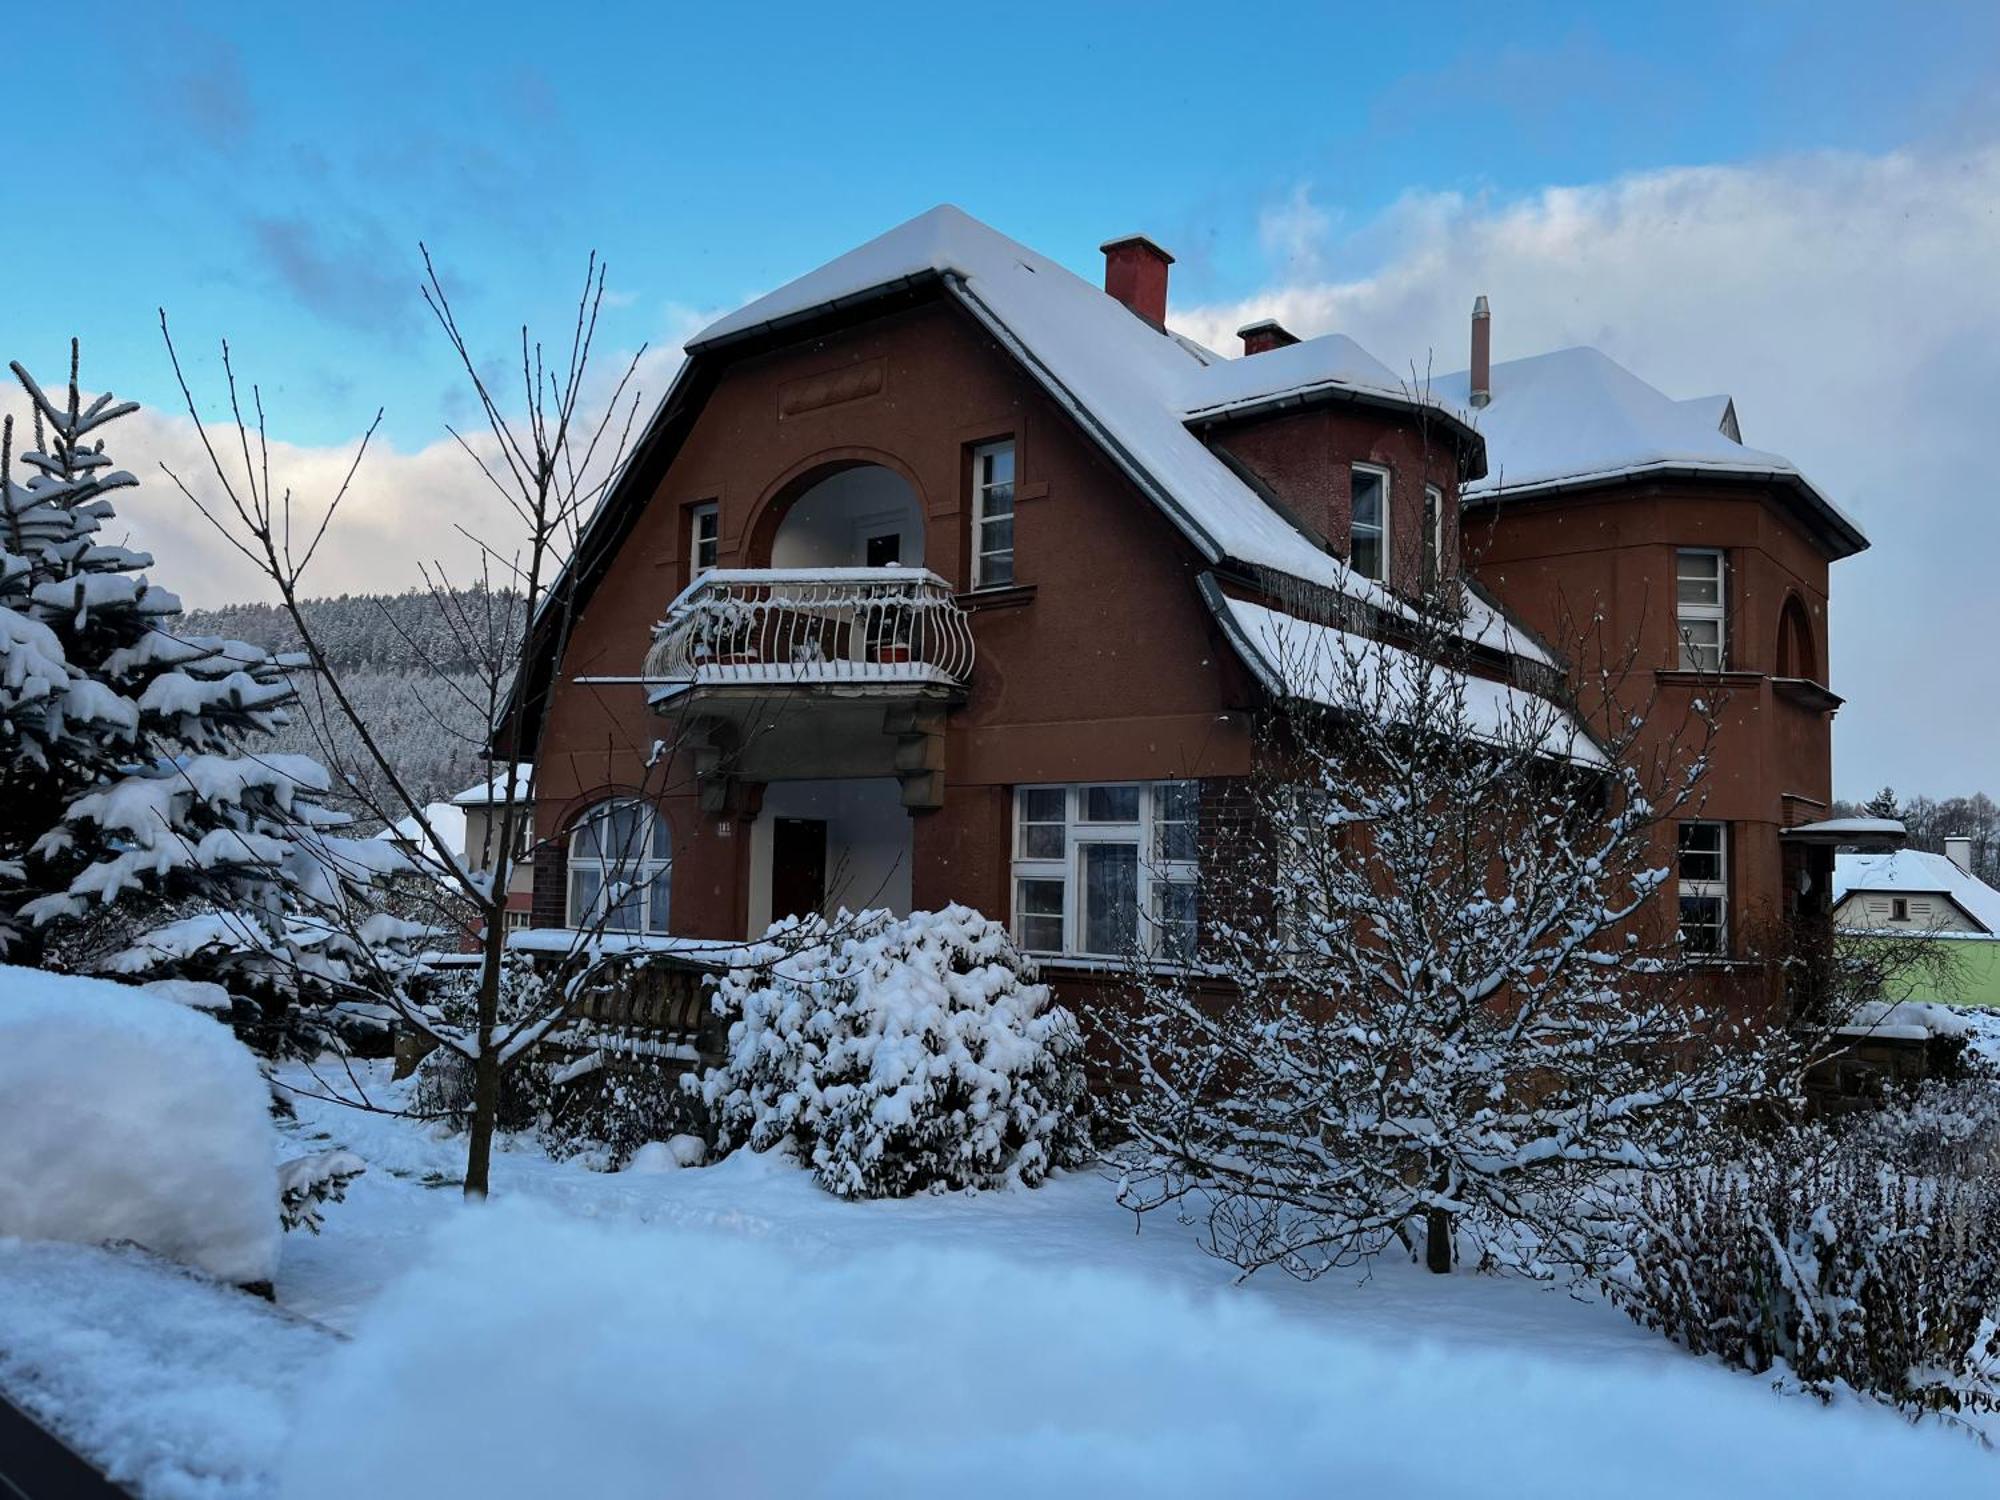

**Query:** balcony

left=643, top=568, right=975, bottom=701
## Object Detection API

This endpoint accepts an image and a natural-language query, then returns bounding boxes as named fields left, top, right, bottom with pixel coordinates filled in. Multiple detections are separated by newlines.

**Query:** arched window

left=567, top=800, right=672, bottom=933
left=1777, top=597, right=1818, bottom=682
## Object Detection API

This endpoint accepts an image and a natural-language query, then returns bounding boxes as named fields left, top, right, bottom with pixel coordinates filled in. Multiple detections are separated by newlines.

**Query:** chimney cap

left=1098, top=233, right=1175, bottom=264
left=1473, top=294, right=1490, bottom=318
left=1236, top=318, right=1291, bottom=338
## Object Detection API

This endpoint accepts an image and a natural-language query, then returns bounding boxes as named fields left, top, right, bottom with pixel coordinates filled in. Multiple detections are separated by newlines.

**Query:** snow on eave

left=1198, top=575, right=1606, bottom=768
left=1465, top=458, right=1869, bottom=560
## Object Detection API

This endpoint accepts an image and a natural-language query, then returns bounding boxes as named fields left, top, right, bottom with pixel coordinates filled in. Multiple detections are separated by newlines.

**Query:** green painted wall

left=1863, top=935, right=2000, bottom=1008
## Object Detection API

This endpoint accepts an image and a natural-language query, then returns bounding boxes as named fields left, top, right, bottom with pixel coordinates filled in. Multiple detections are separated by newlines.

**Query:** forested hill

left=180, top=588, right=523, bottom=825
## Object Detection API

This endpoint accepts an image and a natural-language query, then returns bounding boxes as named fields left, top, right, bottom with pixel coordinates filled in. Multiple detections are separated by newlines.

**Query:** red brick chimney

left=1100, top=234, right=1174, bottom=325
left=1237, top=318, right=1299, bottom=356
left=1470, top=294, right=1491, bottom=409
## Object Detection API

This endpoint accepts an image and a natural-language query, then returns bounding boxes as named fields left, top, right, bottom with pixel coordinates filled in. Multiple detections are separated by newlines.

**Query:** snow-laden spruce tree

left=1112, top=577, right=1805, bottom=1279
left=0, top=345, right=408, bottom=1001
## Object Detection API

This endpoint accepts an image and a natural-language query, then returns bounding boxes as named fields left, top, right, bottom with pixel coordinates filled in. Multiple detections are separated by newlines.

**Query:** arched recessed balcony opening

left=1777, top=596, right=1818, bottom=683
left=769, top=464, right=924, bottom=571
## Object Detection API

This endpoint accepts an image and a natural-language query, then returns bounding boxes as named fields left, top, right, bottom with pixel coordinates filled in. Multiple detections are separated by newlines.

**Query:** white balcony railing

left=643, top=567, right=976, bottom=698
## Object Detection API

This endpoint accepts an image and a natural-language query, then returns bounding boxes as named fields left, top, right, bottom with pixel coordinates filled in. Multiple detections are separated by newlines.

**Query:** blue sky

left=8, top=1, right=2000, bottom=794
left=14, top=1, right=1994, bottom=447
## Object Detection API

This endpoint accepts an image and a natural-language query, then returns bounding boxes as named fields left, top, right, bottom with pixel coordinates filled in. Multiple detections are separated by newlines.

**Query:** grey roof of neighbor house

left=1835, top=850, right=2000, bottom=937
left=1426, top=346, right=1867, bottom=558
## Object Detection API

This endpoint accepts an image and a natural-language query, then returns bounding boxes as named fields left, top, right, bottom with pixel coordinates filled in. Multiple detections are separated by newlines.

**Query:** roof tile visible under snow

left=1834, top=850, right=2000, bottom=936
left=1428, top=347, right=1865, bottom=556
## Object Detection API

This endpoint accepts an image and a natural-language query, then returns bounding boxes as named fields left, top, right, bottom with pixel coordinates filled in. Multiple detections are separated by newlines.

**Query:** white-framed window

left=690, top=502, right=720, bottom=580
left=971, top=440, right=1016, bottom=589
left=1676, top=548, right=1726, bottom=671
left=1350, top=465, right=1389, bottom=583
left=1011, top=781, right=1199, bottom=959
left=567, top=799, right=672, bottom=933
left=504, top=909, right=533, bottom=932
left=1677, top=821, right=1729, bottom=956
left=1422, top=483, right=1445, bottom=593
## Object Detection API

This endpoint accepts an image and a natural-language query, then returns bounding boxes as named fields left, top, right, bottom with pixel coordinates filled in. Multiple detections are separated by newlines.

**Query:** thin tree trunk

left=1426, top=1155, right=1453, bottom=1273
left=463, top=918, right=507, bottom=1199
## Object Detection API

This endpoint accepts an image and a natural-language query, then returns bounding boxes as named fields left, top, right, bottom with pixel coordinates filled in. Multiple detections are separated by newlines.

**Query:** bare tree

left=1108, top=569, right=1821, bottom=1279
left=157, top=251, right=708, bottom=1197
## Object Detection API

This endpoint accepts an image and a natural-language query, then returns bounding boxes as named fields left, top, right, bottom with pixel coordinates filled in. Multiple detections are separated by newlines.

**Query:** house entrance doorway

left=772, top=818, right=828, bottom=920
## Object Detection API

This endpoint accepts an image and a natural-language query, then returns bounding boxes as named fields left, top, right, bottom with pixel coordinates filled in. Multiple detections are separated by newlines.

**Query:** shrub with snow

left=0, top=965, right=280, bottom=1284
left=698, top=906, right=1090, bottom=1198
left=1611, top=1094, right=2000, bottom=1418
left=278, top=1149, right=365, bottom=1235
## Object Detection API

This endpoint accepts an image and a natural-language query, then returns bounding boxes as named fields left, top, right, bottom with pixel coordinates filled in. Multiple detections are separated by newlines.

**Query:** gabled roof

left=450, top=764, right=533, bottom=807
left=1429, top=347, right=1867, bottom=559
left=1834, top=850, right=2000, bottom=936
left=691, top=205, right=1480, bottom=601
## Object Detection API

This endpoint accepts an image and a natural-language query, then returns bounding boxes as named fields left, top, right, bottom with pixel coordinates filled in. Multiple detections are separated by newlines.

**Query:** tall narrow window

left=689, top=503, right=720, bottom=581
left=568, top=800, right=673, bottom=934
left=1011, top=782, right=1199, bottom=959
left=1676, top=548, right=1726, bottom=671
left=1677, top=821, right=1728, bottom=956
left=1421, top=484, right=1444, bottom=593
left=1349, top=466, right=1389, bottom=583
left=971, top=441, right=1016, bottom=589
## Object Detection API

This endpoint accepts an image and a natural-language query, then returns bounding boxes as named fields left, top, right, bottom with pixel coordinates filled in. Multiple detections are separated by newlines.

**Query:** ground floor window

left=567, top=799, right=672, bottom=933
left=1677, top=821, right=1729, bottom=956
left=1011, top=781, right=1199, bottom=959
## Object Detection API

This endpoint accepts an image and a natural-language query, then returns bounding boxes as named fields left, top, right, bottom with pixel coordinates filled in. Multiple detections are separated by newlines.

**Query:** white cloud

left=1174, top=147, right=2000, bottom=796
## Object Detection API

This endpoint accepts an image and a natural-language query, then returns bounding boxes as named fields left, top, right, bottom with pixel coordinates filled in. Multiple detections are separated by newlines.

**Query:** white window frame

left=1011, top=781, right=1199, bottom=960
left=1422, top=483, right=1445, bottom=593
left=1676, top=548, right=1726, bottom=672
left=970, top=440, right=1016, bottom=590
left=567, top=799, right=673, bottom=934
left=1349, top=464, right=1390, bottom=583
left=1677, top=820, right=1729, bottom=957
left=690, top=502, right=720, bottom=580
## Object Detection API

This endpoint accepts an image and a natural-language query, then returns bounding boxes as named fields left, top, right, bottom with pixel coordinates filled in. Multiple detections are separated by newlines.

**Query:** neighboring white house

left=1834, top=841, right=2000, bottom=1007
left=451, top=764, right=536, bottom=931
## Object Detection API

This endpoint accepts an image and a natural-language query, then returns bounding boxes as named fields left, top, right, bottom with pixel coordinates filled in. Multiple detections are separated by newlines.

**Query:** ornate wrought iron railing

left=643, top=567, right=976, bottom=694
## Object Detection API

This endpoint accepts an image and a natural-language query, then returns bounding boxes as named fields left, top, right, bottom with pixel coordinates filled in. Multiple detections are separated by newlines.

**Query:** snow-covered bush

left=1610, top=1100, right=2000, bottom=1417
left=540, top=1057, right=709, bottom=1172
left=0, top=965, right=280, bottom=1284
left=698, top=906, right=1090, bottom=1198
left=278, top=1149, right=365, bottom=1234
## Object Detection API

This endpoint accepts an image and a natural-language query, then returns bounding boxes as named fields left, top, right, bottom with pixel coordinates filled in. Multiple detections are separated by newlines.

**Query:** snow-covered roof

left=1788, top=816, right=1905, bottom=841
left=1428, top=347, right=1866, bottom=558
left=449, top=764, right=533, bottom=808
left=374, top=800, right=468, bottom=856
left=1202, top=582, right=1605, bottom=767
left=691, top=206, right=1476, bottom=613
left=1834, top=850, right=2000, bottom=937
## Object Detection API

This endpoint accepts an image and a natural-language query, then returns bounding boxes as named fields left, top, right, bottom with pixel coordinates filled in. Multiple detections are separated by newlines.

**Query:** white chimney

left=1945, top=835, right=1974, bottom=875
left=1470, top=295, right=1491, bottom=409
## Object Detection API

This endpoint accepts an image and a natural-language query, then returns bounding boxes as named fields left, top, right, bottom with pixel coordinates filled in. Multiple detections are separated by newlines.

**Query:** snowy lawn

left=4, top=1054, right=1997, bottom=1498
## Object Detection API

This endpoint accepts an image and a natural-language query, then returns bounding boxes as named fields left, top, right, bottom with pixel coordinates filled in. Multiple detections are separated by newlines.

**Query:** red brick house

left=508, top=205, right=1866, bottom=1009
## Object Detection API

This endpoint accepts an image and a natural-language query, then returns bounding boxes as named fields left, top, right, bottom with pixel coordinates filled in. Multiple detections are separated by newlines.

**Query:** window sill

left=957, top=583, right=1037, bottom=612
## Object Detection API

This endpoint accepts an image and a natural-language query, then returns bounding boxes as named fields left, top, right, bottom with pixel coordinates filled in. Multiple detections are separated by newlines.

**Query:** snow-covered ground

left=5, top=1055, right=1997, bottom=1498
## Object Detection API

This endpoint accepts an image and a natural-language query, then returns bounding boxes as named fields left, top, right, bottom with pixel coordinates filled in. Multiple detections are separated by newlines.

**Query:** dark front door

left=864, top=531, right=902, bottom=567
left=772, top=818, right=828, bottom=919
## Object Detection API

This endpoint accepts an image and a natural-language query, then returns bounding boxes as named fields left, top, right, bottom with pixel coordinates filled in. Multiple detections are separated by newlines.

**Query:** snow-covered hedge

left=698, top=906, right=1090, bottom=1197
left=0, top=965, right=280, bottom=1284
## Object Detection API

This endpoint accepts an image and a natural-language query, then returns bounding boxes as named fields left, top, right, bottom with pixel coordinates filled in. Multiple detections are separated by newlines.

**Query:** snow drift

left=0, top=965, right=280, bottom=1284
left=282, top=1203, right=1991, bottom=1499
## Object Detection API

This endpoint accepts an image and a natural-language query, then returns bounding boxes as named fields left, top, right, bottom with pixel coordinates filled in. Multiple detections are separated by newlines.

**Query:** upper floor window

left=567, top=799, right=672, bottom=934
left=1677, top=821, right=1729, bottom=956
left=690, top=503, right=720, bottom=581
left=1012, top=781, right=1198, bottom=960
left=971, top=441, right=1016, bottom=589
left=1421, top=484, right=1444, bottom=593
left=1350, top=466, right=1389, bottom=583
left=1676, top=548, right=1726, bottom=671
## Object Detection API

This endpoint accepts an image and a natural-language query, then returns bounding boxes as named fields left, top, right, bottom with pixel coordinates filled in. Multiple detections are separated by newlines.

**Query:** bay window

left=1011, top=781, right=1200, bottom=959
